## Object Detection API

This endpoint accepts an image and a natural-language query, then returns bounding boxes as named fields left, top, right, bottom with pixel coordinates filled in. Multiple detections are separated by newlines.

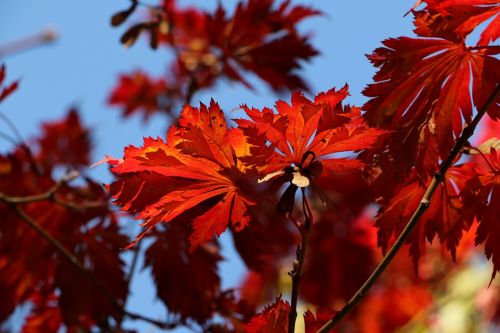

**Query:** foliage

left=0, top=1, right=499, bottom=333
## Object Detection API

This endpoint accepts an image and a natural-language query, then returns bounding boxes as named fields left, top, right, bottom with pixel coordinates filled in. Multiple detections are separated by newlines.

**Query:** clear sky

left=0, top=1, right=414, bottom=332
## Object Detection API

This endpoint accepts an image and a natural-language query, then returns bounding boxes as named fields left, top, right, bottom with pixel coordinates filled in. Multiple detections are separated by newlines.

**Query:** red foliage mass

left=144, top=223, right=222, bottom=323
left=0, top=110, right=128, bottom=331
left=109, top=0, right=320, bottom=119
left=2, top=1, right=500, bottom=332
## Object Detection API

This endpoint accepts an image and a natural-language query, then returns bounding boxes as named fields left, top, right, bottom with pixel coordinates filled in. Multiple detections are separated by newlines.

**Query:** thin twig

left=0, top=171, right=108, bottom=211
left=0, top=28, right=58, bottom=58
left=119, top=233, right=145, bottom=326
left=53, top=196, right=108, bottom=211
left=316, top=83, right=500, bottom=333
left=0, top=170, right=79, bottom=204
left=288, top=189, right=313, bottom=333
left=0, top=111, right=25, bottom=144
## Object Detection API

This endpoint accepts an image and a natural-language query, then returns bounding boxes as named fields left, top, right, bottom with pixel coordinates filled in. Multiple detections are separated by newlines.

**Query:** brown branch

left=0, top=170, right=79, bottom=204
left=316, top=82, right=500, bottom=333
left=0, top=171, right=107, bottom=211
left=288, top=189, right=313, bottom=333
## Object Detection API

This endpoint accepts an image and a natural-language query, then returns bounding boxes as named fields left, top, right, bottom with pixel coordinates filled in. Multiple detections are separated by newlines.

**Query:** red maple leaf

left=108, top=101, right=259, bottom=250
left=239, top=86, right=383, bottom=175
left=35, top=108, right=91, bottom=169
left=413, top=0, right=500, bottom=45
left=236, top=86, right=384, bottom=213
left=363, top=6, right=500, bottom=176
left=158, top=0, right=320, bottom=92
left=375, top=164, right=478, bottom=269
left=108, top=70, right=174, bottom=119
left=463, top=147, right=500, bottom=280
left=207, top=0, right=320, bottom=91
left=144, top=222, right=222, bottom=322
left=245, top=296, right=290, bottom=333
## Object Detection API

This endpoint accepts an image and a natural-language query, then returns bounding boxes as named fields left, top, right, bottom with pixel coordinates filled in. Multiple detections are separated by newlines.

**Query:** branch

left=316, top=83, right=500, bottom=333
left=119, top=231, right=145, bottom=326
left=0, top=170, right=79, bottom=204
left=288, top=190, right=313, bottom=333
left=0, top=28, right=58, bottom=57
left=0, top=171, right=107, bottom=211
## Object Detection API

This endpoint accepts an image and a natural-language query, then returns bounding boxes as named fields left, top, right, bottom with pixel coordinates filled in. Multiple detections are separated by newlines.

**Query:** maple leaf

left=413, top=0, right=500, bottom=45
left=0, top=64, right=19, bottom=102
left=375, top=164, right=478, bottom=269
left=212, top=0, right=319, bottom=91
left=236, top=85, right=384, bottom=213
left=53, top=206, right=128, bottom=326
left=108, top=101, right=258, bottom=250
left=363, top=8, right=500, bottom=177
left=35, top=108, right=91, bottom=169
left=144, top=222, right=222, bottom=323
left=239, top=85, right=382, bottom=175
left=245, top=296, right=290, bottom=333
left=463, top=147, right=500, bottom=280
left=108, top=70, right=175, bottom=119
left=304, top=308, right=338, bottom=333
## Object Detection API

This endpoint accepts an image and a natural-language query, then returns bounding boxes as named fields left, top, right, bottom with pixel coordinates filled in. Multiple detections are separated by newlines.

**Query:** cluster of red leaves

left=362, top=0, right=500, bottom=274
left=3, top=1, right=500, bottom=332
left=0, top=104, right=128, bottom=331
left=108, top=85, right=382, bottom=253
left=109, top=0, right=319, bottom=119
left=106, top=1, right=500, bottom=331
left=105, top=85, right=392, bottom=328
left=364, top=0, right=499, bottom=177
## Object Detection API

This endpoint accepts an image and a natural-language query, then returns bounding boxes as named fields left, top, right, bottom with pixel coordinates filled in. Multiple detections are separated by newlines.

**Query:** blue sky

left=0, top=1, right=415, bottom=331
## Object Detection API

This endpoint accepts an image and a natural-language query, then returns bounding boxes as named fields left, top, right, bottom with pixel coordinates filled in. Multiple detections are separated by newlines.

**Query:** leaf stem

left=316, top=82, right=500, bottom=333
left=288, top=190, right=313, bottom=333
